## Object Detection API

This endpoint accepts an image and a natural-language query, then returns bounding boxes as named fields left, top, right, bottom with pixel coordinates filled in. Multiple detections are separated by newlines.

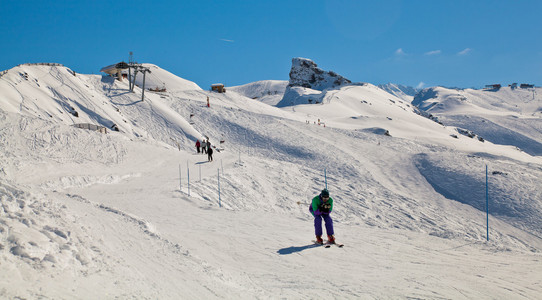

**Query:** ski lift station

left=100, top=60, right=151, bottom=101
left=100, top=62, right=129, bottom=81
left=211, top=83, right=226, bottom=93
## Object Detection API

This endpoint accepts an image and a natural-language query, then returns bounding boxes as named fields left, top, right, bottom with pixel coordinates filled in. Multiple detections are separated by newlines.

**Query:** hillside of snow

left=413, top=85, right=542, bottom=156
left=1, top=62, right=542, bottom=299
left=378, top=83, right=420, bottom=102
left=131, top=63, right=202, bottom=92
left=229, top=80, right=287, bottom=106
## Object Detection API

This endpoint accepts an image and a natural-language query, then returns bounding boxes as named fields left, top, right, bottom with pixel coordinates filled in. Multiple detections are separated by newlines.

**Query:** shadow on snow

left=277, top=244, right=321, bottom=255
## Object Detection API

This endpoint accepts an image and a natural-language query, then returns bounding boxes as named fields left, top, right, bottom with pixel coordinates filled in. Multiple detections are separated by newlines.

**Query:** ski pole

left=324, top=168, right=327, bottom=190
left=218, top=168, right=221, bottom=207
left=486, top=165, right=489, bottom=241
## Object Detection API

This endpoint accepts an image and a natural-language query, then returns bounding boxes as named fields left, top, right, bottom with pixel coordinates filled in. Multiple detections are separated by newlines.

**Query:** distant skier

left=309, top=189, right=335, bottom=245
left=201, top=140, right=207, bottom=154
left=195, top=139, right=201, bottom=153
left=207, top=146, right=214, bottom=162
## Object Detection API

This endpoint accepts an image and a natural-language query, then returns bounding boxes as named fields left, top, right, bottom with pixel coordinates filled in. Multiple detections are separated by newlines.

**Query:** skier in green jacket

left=309, top=189, right=335, bottom=244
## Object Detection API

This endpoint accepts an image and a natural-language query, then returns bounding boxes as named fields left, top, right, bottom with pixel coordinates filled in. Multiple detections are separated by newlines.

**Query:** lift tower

left=127, top=52, right=151, bottom=101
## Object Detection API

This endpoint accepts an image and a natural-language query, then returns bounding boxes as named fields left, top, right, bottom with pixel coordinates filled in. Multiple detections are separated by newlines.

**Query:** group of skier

left=195, top=139, right=213, bottom=162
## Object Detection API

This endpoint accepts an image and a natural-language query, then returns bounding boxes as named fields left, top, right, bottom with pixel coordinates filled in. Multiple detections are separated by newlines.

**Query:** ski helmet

left=321, top=189, right=329, bottom=198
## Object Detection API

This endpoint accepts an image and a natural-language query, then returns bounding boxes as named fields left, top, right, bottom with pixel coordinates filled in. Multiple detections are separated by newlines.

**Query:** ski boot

left=327, top=235, right=336, bottom=244
left=315, top=235, right=324, bottom=245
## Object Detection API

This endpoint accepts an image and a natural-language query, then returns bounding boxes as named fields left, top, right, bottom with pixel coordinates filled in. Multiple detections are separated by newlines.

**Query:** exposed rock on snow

left=276, top=57, right=354, bottom=107
left=288, top=57, right=351, bottom=91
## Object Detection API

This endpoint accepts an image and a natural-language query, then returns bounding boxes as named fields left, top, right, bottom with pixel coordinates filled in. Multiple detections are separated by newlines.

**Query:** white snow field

left=1, top=62, right=541, bottom=299
left=229, top=80, right=288, bottom=106
left=413, top=85, right=542, bottom=156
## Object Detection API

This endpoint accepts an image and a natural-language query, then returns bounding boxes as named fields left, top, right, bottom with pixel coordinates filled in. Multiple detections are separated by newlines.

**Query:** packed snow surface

left=1, top=63, right=541, bottom=299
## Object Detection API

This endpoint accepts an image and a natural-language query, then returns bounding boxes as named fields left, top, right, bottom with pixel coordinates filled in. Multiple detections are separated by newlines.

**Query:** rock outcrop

left=288, top=58, right=351, bottom=91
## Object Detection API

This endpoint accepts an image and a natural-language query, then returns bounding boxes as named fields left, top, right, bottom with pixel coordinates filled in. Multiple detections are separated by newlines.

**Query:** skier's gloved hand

left=319, top=203, right=331, bottom=213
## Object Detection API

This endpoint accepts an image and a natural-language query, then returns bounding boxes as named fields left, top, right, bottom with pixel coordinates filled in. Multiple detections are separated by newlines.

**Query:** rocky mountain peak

left=288, top=57, right=351, bottom=91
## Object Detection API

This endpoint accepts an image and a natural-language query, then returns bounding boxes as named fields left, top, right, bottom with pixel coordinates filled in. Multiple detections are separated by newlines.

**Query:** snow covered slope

left=413, top=86, right=542, bottom=155
left=0, top=63, right=206, bottom=150
left=131, top=63, right=202, bottom=92
left=229, top=80, right=287, bottom=106
left=378, top=83, right=420, bottom=102
left=1, top=62, right=541, bottom=299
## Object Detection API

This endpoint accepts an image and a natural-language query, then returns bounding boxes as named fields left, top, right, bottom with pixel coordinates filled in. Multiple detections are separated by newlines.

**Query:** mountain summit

left=277, top=58, right=353, bottom=107
left=288, top=57, right=351, bottom=91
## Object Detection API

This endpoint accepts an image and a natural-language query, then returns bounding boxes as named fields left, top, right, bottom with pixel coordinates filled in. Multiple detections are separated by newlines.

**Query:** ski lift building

left=211, top=83, right=226, bottom=93
left=485, top=84, right=501, bottom=90
left=100, top=62, right=129, bottom=81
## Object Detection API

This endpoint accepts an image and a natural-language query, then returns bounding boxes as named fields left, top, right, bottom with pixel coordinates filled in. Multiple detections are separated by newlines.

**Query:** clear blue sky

left=2, top=0, right=541, bottom=89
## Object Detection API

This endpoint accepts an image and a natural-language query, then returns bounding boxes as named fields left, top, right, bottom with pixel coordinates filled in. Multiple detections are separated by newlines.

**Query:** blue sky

left=1, top=0, right=541, bottom=89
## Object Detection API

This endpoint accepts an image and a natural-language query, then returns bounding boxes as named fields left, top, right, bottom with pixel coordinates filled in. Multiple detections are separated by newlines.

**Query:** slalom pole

left=218, top=168, right=221, bottom=207
left=324, top=168, right=328, bottom=190
left=187, top=161, right=190, bottom=196
left=486, top=165, right=489, bottom=241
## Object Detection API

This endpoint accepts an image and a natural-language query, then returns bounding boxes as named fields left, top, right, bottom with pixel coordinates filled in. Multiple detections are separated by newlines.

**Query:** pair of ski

left=314, top=241, right=344, bottom=248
